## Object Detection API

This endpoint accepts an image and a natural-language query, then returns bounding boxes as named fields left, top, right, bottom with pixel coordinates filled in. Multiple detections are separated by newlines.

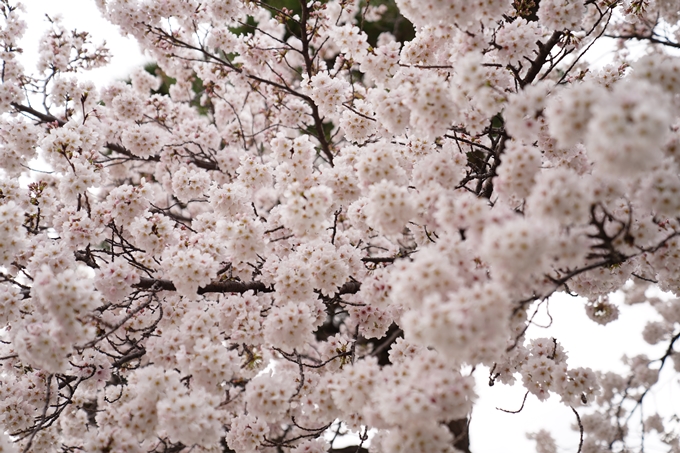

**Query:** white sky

left=473, top=291, right=674, bottom=453
left=13, top=2, right=679, bottom=452
left=17, top=0, right=149, bottom=86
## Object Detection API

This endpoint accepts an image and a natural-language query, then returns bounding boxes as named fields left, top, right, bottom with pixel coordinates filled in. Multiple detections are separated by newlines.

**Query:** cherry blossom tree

left=2, top=0, right=680, bottom=452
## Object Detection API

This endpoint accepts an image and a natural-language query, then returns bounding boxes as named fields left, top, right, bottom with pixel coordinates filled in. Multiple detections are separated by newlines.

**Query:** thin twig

left=572, top=406, right=584, bottom=453
left=22, top=374, right=53, bottom=453
left=497, top=390, right=529, bottom=414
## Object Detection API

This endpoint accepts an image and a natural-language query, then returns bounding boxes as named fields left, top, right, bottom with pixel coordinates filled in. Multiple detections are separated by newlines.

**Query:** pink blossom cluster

left=2, top=0, right=680, bottom=452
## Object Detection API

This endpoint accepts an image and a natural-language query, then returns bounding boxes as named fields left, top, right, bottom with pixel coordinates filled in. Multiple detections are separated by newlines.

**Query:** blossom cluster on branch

left=1, top=0, right=680, bottom=452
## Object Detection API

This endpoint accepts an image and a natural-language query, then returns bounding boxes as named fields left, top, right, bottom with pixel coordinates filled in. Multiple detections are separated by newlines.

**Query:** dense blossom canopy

left=1, top=0, right=680, bottom=452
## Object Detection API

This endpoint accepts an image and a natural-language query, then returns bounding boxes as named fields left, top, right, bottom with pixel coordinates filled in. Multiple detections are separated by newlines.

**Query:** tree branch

left=520, top=31, right=562, bottom=88
left=12, top=103, right=219, bottom=171
left=132, top=277, right=362, bottom=296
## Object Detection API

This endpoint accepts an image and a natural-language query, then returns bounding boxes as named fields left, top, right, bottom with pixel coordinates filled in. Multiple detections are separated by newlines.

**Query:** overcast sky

left=17, top=0, right=148, bottom=87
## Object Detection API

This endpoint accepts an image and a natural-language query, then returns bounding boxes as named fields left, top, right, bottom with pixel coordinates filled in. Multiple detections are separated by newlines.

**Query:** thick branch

left=448, top=417, right=471, bottom=453
left=12, top=102, right=65, bottom=126
left=329, top=447, right=369, bottom=453
left=112, top=348, right=147, bottom=368
left=520, top=31, right=562, bottom=88
left=133, top=277, right=361, bottom=296
left=134, top=277, right=270, bottom=294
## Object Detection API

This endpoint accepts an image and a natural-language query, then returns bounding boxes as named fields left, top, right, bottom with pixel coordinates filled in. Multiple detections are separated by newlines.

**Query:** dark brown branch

left=298, top=0, right=334, bottom=166
left=337, top=280, right=361, bottom=295
left=21, top=374, right=53, bottom=453
left=368, top=326, right=403, bottom=364
left=329, top=446, right=369, bottom=453
left=621, top=330, right=680, bottom=429
left=78, top=297, right=155, bottom=349
left=520, top=31, right=562, bottom=88
left=605, top=33, right=680, bottom=49
left=497, top=390, right=530, bottom=413
left=132, top=277, right=362, bottom=296
left=572, top=406, right=584, bottom=453
left=105, top=142, right=219, bottom=170
left=74, top=250, right=99, bottom=269
left=112, top=348, right=147, bottom=368
left=12, top=102, right=65, bottom=126
left=448, top=417, right=471, bottom=453
left=444, top=133, right=494, bottom=153
left=361, top=257, right=396, bottom=263
left=103, top=142, right=159, bottom=163
left=134, top=277, right=270, bottom=294
left=12, top=103, right=220, bottom=171
left=557, top=8, right=614, bottom=85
